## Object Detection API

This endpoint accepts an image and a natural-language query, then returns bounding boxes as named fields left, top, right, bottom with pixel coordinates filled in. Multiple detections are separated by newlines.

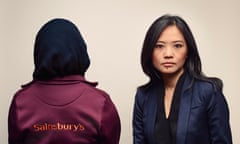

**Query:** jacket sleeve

left=207, top=89, right=232, bottom=144
left=99, top=96, right=121, bottom=144
left=133, top=89, right=146, bottom=144
left=8, top=97, right=23, bottom=144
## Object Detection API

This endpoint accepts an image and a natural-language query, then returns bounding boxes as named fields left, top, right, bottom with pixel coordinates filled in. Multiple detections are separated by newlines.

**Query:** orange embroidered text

left=33, top=122, right=85, bottom=132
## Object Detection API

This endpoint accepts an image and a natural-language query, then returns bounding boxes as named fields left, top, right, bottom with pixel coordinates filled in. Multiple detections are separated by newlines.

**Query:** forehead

left=158, top=25, right=185, bottom=42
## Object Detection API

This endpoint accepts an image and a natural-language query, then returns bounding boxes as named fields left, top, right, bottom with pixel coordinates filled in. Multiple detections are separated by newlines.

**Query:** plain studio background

left=1, top=0, right=239, bottom=143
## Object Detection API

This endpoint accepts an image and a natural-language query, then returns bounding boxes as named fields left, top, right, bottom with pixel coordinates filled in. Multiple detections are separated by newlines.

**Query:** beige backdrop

left=1, top=0, right=239, bottom=143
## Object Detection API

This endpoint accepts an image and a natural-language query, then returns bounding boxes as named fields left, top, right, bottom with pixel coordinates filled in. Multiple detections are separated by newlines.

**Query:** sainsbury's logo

left=33, top=122, right=85, bottom=132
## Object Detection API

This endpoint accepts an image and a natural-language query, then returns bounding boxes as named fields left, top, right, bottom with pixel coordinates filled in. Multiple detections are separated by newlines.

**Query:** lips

left=162, top=62, right=175, bottom=67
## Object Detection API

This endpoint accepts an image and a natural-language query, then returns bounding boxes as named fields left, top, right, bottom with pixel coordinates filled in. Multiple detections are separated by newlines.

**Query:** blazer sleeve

left=99, top=95, right=121, bottom=144
left=133, top=89, right=146, bottom=144
left=207, top=89, right=232, bottom=144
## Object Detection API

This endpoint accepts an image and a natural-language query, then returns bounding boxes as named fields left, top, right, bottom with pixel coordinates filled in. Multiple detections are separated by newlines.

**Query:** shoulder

left=81, top=83, right=117, bottom=108
left=9, top=81, right=37, bottom=111
left=192, top=80, right=220, bottom=100
left=193, top=78, right=222, bottom=95
left=83, top=83, right=110, bottom=99
left=192, top=78, right=230, bottom=114
left=136, top=82, right=151, bottom=100
left=12, top=81, right=35, bottom=100
left=135, top=81, right=158, bottom=105
left=191, top=79, right=223, bottom=105
left=193, top=80, right=216, bottom=93
left=137, top=80, right=157, bottom=94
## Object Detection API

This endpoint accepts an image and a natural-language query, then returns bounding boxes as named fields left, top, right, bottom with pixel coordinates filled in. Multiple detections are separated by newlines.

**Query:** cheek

left=178, top=52, right=188, bottom=64
left=152, top=51, right=161, bottom=66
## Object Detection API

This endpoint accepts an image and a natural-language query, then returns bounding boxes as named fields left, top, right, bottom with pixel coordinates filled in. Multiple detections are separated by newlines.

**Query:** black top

left=154, top=73, right=186, bottom=144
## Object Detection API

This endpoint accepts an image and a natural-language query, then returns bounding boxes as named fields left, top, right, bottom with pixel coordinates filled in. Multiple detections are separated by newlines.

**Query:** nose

left=164, top=47, right=173, bottom=58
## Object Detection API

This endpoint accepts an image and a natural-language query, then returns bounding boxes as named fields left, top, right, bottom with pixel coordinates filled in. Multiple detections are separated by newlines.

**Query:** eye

left=174, top=43, right=183, bottom=48
left=155, top=44, right=164, bottom=49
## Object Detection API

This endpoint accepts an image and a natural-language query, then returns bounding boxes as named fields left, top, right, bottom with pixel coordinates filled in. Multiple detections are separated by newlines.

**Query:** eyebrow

left=156, top=40, right=184, bottom=44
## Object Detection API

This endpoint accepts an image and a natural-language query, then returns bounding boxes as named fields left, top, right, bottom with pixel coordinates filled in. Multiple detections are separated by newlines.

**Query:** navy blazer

left=133, top=74, right=232, bottom=144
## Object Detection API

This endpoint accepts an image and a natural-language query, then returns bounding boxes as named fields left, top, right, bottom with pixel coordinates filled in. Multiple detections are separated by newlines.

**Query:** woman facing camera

left=133, top=14, right=232, bottom=144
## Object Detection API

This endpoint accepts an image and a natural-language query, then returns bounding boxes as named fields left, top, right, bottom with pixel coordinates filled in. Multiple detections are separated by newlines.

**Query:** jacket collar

left=147, top=73, right=194, bottom=144
left=22, top=75, right=98, bottom=87
left=176, top=74, right=194, bottom=144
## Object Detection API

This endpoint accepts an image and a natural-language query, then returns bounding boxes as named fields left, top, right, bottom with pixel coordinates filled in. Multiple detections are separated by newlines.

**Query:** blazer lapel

left=146, top=84, right=159, bottom=144
left=176, top=75, right=193, bottom=144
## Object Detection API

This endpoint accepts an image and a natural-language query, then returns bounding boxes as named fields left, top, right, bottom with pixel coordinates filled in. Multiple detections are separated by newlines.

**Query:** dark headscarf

left=33, top=18, right=90, bottom=80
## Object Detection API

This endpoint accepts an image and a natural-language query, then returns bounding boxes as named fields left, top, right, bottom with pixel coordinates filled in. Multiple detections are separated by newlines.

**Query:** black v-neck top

left=154, top=73, right=186, bottom=144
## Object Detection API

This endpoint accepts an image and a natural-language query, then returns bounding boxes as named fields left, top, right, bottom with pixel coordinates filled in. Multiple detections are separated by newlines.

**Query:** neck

left=162, top=69, right=184, bottom=90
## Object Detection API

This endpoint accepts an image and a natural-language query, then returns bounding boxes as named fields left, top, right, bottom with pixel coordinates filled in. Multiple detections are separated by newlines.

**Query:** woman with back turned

left=8, top=18, right=121, bottom=144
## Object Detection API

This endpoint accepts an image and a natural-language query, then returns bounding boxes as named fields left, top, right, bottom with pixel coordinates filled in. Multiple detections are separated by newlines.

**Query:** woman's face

left=152, top=25, right=187, bottom=76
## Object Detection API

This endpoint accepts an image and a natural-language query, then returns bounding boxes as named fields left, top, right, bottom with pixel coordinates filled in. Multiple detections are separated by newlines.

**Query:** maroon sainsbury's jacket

left=8, top=75, right=121, bottom=144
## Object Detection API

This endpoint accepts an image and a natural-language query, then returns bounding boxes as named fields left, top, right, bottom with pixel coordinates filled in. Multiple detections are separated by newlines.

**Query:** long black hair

left=33, top=18, right=90, bottom=80
left=141, top=14, right=222, bottom=90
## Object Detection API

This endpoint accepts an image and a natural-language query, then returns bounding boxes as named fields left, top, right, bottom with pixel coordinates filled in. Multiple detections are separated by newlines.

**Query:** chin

left=160, top=68, right=184, bottom=76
